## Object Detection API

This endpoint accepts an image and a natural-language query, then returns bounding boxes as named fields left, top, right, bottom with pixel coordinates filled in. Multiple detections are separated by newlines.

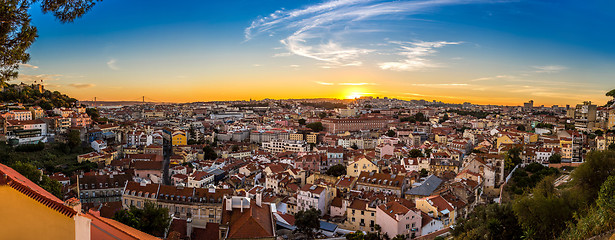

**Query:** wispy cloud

left=378, top=41, right=461, bottom=71
left=533, top=65, right=566, bottom=73
left=69, top=83, right=96, bottom=89
left=17, top=74, right=62, bottom=83
left=19, top=63, right=39, bottom=69
left=315, top=81, right=335, bottom=85
left=107, top=59, right=119, bottom=70
left=315, top=81, right=377, bottom=86
left=412, top=83, right=468, bottom=87
left=245, top=0, right=498, bottom=68
left=470, top=75, right=514, bottom=82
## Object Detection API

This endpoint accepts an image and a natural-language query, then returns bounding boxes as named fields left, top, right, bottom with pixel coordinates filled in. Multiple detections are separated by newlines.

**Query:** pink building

left=376, top=200, right=422, bottom=239
left=70, top=113, right=92, bottom=128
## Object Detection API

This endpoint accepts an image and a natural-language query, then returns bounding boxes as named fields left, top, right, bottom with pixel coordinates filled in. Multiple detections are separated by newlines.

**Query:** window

left=361, top=211, right=364, bottom=215
left=406, top=224, right=410, bottom=229
left=352, top=217, right=355, bottom=222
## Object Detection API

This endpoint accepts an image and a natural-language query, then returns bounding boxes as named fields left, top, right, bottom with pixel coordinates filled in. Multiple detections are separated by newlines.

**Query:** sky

left=15, top=0, right=615, bottom=106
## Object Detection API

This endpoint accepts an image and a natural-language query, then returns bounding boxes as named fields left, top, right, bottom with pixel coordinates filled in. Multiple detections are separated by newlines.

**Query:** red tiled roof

left=0, top=163, right=77, bottom=218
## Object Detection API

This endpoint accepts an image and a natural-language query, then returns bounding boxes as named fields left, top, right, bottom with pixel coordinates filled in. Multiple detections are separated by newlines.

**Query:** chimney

left=240, top=198, right=244, bottom=213
left=186, top=218, right=193, bottom=237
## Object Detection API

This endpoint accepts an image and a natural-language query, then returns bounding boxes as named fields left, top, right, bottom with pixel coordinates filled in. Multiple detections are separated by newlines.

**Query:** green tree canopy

left=113, top=201, right=170, bottom=237
left=203, top=145, right=218, bottom=160
left=451, top=203, right=522, bottom=240
left=408, top=149, right=424, bottom=158
left=1, top=0, right=102, bottom=85
left=295, top=208, right=321, bottom=239
left=325, top=164, right=346, bottom=177
left=548, top=153, right=562, bottom=163
left=385, top=129, right=395, bottom=137
left=298, top=118, right=306, bottom=125
left=571, top=150, right=615, bottom=202
left=306, top=122, right=324, bottom=132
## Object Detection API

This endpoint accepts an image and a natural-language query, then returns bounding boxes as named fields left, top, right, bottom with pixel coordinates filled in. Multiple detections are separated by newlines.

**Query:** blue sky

left=17, top=0, right=615, bottom=105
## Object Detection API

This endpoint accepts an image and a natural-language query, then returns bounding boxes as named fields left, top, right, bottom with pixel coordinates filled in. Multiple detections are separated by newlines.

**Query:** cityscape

left=1, top=1, right=615, bottom=240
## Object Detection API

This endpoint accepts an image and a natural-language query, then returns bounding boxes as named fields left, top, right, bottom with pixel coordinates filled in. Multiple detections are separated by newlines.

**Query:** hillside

left=0, top=83, right=77, bottom=110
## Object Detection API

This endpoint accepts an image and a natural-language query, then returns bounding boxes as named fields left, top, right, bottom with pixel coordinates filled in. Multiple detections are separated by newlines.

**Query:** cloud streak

left=533, top=65, right=566, bottom=73
left=378, top=41, right=461, bottom=71
left=245, top=0, right=497, bottom=68
left=107, top=59, right=119, bottom=70
left=69, top=83, right=96, bottom=89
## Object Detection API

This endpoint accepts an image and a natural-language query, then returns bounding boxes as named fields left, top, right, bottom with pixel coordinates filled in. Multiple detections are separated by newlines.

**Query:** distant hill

left=0, top=83, right=77, bottom=110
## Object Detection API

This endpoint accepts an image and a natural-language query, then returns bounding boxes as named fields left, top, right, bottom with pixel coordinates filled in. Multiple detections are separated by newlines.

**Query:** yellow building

left=415, top=195, right=456, bottom=227
left=347, top=157, right=379, bottom=177
left=346, top=199, right=377, bottom=232
left=172, top=130, right=187, bottom=146
left=496, top=135, right=515, bottom=149
left=0, top=163, right=89, bottom=240
left=290, top=133, right=304, bottom=141
left=306, top=133, right=318, bottom=144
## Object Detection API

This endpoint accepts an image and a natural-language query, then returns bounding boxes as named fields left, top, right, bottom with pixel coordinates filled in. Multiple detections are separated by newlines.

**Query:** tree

left=10, top=161, right=62, bottom=198
left=438, top=114, right=449, bottom=124
left=351, top=143, right=358, bottom=150
left=419, top=168, right=428, bottom=178
left=306, top=122, right=324, bottom=132
left=113, top=201, right=171, bottom=237
left=452, top=203, right=522, bottom=240
left=298, top=118, right=306, bottom=125
left=1, top=0, right=102, bottom=85
left=325, top=164, right=346, bottom=177
left=86, top=108, right=100, bottom=121
left=408, top=149, right=424, bottom=158
left=295, top=208, right=321, bottom=239
left=504, top=146, right=522, bottom=172
left=414, top=112, right=427, bottom=122
left=548, top=153, right=562, bottom=163
left=392, top=234, right=405, bottom=240
left=67, top=129, right=82, bottom=149
left=231, top=145, right=239, bottom=152
left=386, top=129, right=395, bottom=137
left=595, top=129, right=604, bottom=136
left=512, top=176, right=575, bottom=239
left=318, top=112, right=327, bottom=119
left=609, top=143, right=615, bottom=151
left=606, top=89, right=615, bottom=98
left=571, top=150, right=615, bottom=202
left=203, top=145, right=217, bottom=160
left=516, top=125, right=526, bottom=131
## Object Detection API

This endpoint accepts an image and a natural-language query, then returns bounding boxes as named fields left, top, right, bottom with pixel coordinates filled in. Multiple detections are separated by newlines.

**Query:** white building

left=297, top=184, right=327, bottom=216
left=262, top=139, right=308, bottom=153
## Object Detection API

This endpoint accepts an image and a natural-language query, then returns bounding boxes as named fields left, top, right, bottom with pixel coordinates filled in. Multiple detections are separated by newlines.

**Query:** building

left=5, top=119, right=48, bottom=144
left=355, top=172, right=406, bottom=197
left=0, top=163, right=157, bottom=240
left=523, top=100, right=534, bottom=110
left=346, top=199, right=378, bottom=232
left=415, top=195, right=456, bottom=227
left=220, top=195, right=275, bottom=239
left=567, top=101, right=597, bottom=130
left=172, top=130, right=188, bottom=146
left=262, top=139, right=308, bottom=153
left=321, top=117, right=396, bottom=133
left=297, top=184, right=328, bottom=216
left=376, top=200, right=422, bottom=239
left=78, top=173, right=131, bottom=205
left=8, top=109, right=33, bottom=121
left=347, top=157, right=379, bottom=177
left=122, top=182, right=233, bottom=225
